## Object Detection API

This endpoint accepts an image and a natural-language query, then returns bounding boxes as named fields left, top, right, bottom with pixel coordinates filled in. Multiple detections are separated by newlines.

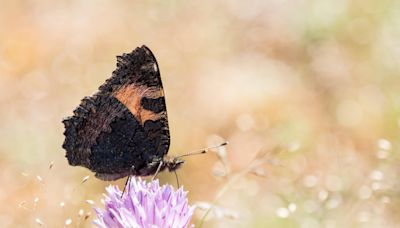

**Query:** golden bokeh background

left=1, top=0, right=400, bottom=227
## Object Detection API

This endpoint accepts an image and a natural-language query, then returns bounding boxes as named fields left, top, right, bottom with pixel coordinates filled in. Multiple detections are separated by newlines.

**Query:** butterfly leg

left=120, top=165, right=137, bottom=198
left=151, top=161, right=163, bottom=181
left=174, top=170, right=180, bottom=188
left=121, top=176, right=131, bottom=198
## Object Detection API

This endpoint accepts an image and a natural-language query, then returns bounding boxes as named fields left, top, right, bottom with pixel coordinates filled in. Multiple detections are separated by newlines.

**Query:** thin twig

left=197, top=147, right=280, bottom=227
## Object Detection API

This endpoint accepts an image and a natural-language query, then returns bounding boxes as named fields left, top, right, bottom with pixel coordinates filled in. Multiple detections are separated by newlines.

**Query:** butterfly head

left=163, top=156, right=185, bottom=172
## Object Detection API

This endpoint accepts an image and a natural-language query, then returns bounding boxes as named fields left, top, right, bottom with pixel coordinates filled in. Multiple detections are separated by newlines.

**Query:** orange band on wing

left=113, top=84, right=164, bottom=125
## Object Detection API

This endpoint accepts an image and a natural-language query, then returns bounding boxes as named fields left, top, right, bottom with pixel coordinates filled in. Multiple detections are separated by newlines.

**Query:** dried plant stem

left=197, top=158, right=266, bottom=227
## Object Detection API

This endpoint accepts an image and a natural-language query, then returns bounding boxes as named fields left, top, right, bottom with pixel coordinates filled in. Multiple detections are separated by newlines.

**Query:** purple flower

left=94, top=178, right=195, bottom=228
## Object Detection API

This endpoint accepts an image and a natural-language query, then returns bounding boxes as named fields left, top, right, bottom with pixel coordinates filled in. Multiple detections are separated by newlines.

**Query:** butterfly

left=62, top=45, right=185, bottom=181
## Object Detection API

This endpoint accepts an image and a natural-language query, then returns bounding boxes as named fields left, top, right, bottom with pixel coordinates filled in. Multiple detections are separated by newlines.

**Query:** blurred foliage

left=1, top=0, right=400, bottom=227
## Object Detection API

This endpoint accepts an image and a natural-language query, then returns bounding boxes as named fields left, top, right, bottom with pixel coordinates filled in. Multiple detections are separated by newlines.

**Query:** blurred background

left=1, top=0, right=400, bottom=227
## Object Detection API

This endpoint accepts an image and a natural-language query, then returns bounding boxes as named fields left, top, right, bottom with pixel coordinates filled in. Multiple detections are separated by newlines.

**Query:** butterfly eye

left=174, top=159, right=184, bottom=165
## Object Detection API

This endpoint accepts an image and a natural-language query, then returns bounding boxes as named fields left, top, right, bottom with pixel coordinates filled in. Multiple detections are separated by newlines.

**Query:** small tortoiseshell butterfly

left=62, top=45, right=184, bottom=181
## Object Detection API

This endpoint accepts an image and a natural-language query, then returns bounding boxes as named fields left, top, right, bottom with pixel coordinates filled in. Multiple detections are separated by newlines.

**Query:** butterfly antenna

left=176, top=142, right=228, bottom=158
left=121, top=176, right=131, bottom=198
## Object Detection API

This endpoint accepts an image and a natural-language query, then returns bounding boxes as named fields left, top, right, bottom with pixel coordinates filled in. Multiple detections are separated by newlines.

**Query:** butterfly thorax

left=162, top=156, right=184, bottom=172
left=134, top=156, right=184, bottom=177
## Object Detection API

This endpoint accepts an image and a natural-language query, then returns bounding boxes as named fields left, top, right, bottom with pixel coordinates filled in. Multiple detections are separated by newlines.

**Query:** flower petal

left=94, top=178, right=194, bottom=228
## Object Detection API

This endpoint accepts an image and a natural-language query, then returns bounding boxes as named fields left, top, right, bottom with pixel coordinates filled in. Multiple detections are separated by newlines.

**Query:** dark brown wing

left=62, top=46, right=170, bottom=180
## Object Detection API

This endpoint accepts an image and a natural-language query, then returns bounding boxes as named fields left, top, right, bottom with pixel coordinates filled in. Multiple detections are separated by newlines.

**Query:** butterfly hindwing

left=62, top=46, right=170, bottom=180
